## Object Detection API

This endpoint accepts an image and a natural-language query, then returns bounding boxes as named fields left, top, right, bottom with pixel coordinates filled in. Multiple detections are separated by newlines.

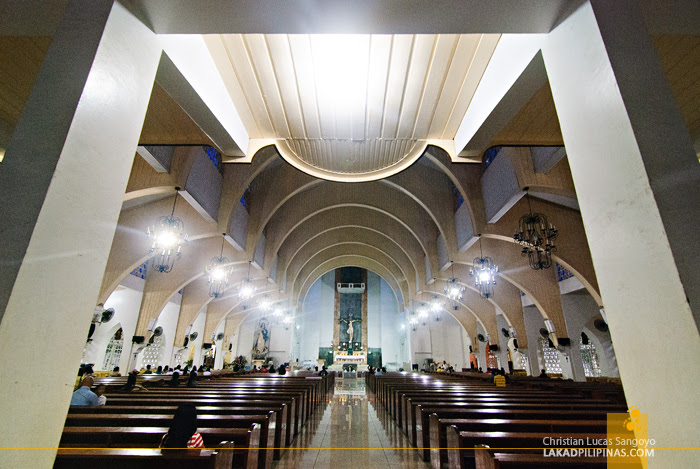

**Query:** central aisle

left=274, top=378, right=430, bottom=469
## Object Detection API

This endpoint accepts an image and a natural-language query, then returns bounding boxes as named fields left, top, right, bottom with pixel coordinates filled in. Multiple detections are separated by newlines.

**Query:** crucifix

left=340, top=316, right=361, bottom=343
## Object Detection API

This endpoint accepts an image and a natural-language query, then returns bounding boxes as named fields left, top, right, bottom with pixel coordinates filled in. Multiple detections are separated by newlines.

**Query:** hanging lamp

left=205, top=234, right=233, bottom=298
left=514, top=188, right=558, bottom=270
left=147, top=187, right=188, bottom=273
left=469, top=236, right=498, bottom=298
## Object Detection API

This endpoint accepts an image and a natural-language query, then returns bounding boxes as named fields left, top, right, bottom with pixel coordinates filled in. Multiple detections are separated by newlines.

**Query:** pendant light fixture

left=238, top=261, right=256, bottom=300
left=444, top=262, right=465, bottom=300
left=205, top=234, right=233, bottom=298
left=147, top=187, right=188, bottom=273
left=470, top=236, right=498, bottom=298
left=514, top=188, right=558, bottom=270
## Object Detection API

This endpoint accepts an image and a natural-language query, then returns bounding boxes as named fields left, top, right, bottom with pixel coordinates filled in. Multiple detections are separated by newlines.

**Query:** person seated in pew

left=160, top=404, right=205, bottom=449
left=110, top=366, right=121, bottom=377
left=168, top=372, right=181, bottom=387
left=74, top=364, right=94, bottom=391
left=268, top=365, right=276, bottom=373
left=143, top=364, right=153, bottom=374
left=70, top=376, right=104, bottom=406
left=539, top=368, right=550, bottom=379
left=163, top=365, right=170, bottom=374
left=120, top=370, right=148, bottom=391
left=278, top=366, right=287, bottom=376
left=493, top=369, right=509, bottom=387
left=155, top=365, right=163, bottom=375
left=260, top=365, right=269, bottom=373
left=186, top=370, right=198, bottom=387
left=95, top=384, right=107, bottom=406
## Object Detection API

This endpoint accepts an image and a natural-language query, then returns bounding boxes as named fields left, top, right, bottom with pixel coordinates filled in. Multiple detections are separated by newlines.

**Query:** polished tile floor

left=274, top=378, right=430, bottom=468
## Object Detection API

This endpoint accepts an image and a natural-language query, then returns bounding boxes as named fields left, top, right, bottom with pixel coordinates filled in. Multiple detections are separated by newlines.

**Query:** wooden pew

left=400, top=392, right=602, bottom=436
left=473, top=446, right=608, bottom=469
left=429, top=418, right=607, bottom=469
left=104, top=394, right=298, bottom=443
left=60, top=426, right=259, bottom=469
left=446, top=429, right=608, bottom=469
left=411, top=401, right=624, bottom=455
left=63, top=413, right=275, bottom=469
left=70, top=404, right=288, bottom=459
left=115, top=388, right=308, bottom=427
left=54, top=444, right=234, bottom=469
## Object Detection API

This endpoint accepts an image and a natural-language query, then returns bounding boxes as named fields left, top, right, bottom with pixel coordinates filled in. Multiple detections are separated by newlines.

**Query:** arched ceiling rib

left=283, top=226, right=418, bottom=295
left=297, top=256, right=406, bottom=309
left=293, top=244, right=408, bottom=303
left=262, top=181, right=439, bottom=271
left=270, top=207, right=426, bottom=284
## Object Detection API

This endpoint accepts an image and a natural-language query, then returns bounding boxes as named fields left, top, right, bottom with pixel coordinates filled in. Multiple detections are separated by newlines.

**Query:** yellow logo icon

left=624, top=406, right=643, bottom=432
left=607, top=406, right=652, bottom=468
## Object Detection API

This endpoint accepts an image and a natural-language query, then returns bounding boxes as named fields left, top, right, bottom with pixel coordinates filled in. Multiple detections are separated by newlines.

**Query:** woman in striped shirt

left=160, top=403, right=205, bottom=448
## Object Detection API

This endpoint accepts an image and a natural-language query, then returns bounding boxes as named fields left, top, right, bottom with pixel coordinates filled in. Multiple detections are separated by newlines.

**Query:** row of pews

left=367, top=372, right=629, bottom=469
left=54, top=371, right=334, bottom=469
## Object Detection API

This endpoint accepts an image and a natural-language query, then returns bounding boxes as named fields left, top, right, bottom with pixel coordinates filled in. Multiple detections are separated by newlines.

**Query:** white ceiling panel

left=208, top=33, right=499, bottom=180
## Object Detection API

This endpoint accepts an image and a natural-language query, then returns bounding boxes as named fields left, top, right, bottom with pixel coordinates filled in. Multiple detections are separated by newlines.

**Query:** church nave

left=275, top=379, right=429, bottom=469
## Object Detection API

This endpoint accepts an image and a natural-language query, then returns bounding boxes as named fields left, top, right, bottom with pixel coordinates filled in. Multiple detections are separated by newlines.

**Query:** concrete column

left=543, top=1, right=700, bottom=464
left=333, top=269, right=340, bottom=348
left=0, top=1, right=161, bottom=466
left=361, top=269, right=368, bottom=350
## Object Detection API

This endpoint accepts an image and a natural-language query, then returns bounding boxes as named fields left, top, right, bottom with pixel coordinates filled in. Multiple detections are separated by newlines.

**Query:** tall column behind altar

left=333, top=268, right=368, bottom=365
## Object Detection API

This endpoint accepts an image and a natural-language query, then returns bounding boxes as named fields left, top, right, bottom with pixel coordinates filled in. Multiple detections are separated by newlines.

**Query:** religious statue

left=252, top=320, right=269, bottom=357
left=340, top=317, right=361, bottom=343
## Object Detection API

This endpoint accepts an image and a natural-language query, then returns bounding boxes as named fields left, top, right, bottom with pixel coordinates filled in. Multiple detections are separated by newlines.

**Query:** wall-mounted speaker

left=229, top=343, right=232, bottom=351
left=132, top=335, right=145, bottom=344
left=558, top=338, right=571, bottom=347
left=202, top=343, right=212, bottom=349
left=489, top=344, right=499, bottom=351
left=512, top=339, right=518, bottom=349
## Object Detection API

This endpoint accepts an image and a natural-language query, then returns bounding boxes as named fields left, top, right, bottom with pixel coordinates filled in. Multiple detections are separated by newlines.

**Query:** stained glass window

left=103, top=328, right=123, bottom=370
left=580, top=337, right=602, bottom=377
left=539, top=337, right=562, bottom=374
left=142, top=333, right=164, bottom=368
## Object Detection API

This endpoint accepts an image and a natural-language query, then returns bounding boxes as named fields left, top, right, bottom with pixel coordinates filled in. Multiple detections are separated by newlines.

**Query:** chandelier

left=431, top=300, right=443, bottom=321
left=429, top=291, right=443, bottom=321
left=238, top=262, right=256, bottom=300
left=258, top=291, right=273, bottom=312
left=273, top=302, right=286, bottom=317
left=205, top=234, right=233, bottom=298
left=470, top=237, right=498, bottom=298
left=514, top=188, right=558, bottom=270
left=444, top=262, right=465, bottom=300
left=147, top=187, right=188, bottom=273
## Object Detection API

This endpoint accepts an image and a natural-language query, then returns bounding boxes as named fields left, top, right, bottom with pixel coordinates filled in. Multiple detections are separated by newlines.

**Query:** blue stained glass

left=556, top=263, right=574, bottom=282
left=130, top=262, right=148, bottom=279
left=205, top=146, right=220, bottom=168
left=484, top=146, right=502, bottom=168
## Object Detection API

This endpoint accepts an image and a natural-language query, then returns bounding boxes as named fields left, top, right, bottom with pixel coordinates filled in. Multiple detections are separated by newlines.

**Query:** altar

left=334, top=352, right=366, bottom=365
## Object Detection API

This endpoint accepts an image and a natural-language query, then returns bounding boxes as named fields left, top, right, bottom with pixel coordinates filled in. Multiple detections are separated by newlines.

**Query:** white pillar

left=542, top=1, right=700, bottom=465
left=0, top=1, right=161, bottom=467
